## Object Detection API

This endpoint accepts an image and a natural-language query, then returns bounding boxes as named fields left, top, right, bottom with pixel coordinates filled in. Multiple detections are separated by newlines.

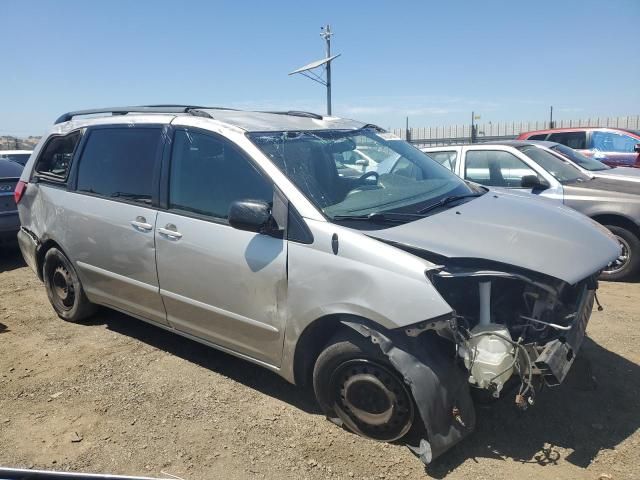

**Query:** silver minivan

left=16, top=106, right=619, bottom=464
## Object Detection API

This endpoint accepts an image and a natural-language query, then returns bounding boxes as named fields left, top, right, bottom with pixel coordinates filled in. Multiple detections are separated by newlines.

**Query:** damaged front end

left=344, top=256, right=598, bottom=465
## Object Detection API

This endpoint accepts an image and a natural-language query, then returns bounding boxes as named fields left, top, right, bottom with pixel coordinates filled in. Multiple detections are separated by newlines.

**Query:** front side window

left=76, top=127, right=161, bottom=205
left=591, top=131, right=639, bottom=153
left=169, top=130, right=273, bottom=220
left=517, top=146, right=588, bottom=183
left=465, top=150, right=536, bottom=188
left=35, top=131, right=81, bottom=181
left=248, top=128, right=475, bottom=223
left=547, top=131, right=587, bottom=150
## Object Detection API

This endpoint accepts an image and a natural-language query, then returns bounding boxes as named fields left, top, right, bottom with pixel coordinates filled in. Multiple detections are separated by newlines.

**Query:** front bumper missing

left=342, top=321, right=476, bottom=465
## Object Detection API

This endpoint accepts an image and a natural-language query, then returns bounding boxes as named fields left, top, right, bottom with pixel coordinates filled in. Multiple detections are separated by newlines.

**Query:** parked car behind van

left=0, top=150, right=32, bottom=166
left=422, top=141, right=640, bottom=280
left=517, top=127, right=640, bottom=168
left=16, top=106, right=618, bottom=465
left=0, top=158, right=24, bottom=244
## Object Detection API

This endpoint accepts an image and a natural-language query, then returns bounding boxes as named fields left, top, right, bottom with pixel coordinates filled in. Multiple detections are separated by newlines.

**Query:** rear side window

left=35, top=131, right=81, bottom=181
left=169, top=129, right=273, bottom=220
left=76, top=128, right=161, bottom=205
left=547, top=131, right=586, bottom=149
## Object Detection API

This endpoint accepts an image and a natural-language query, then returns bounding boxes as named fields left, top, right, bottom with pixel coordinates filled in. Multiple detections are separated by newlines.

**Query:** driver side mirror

left=355, top=159, right=369, bottom=167
left=228, top=200, right=278, bottom=234
left=521, top=174, right=550, bottom=191
left=634, top=143, right=640, bottom=153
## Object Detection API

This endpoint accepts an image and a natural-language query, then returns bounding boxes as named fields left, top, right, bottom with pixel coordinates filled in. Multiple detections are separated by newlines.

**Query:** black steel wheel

left=43, top=247, right=97, bottom=322
left=330, top=359, right=414, bottom=441
left=313, top=330, right=419, bottom=443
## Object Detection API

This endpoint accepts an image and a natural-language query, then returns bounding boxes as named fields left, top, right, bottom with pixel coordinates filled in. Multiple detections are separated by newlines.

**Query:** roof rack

left=262, top=110, right=324, bottom=120
left=54, top=105, right=235, bottom=125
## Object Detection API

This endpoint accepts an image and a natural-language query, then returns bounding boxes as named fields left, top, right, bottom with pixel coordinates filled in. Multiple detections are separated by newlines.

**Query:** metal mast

left=289, top=25, right=340, bottom=116
left=321, top=25, right=333, bottom=115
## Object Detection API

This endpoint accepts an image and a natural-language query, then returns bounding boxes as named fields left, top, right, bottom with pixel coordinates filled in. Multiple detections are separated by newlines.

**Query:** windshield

left=248, top=128, right=476, bottom=224
left=518, top=145, right=590, bottom=183
left=549, top=143, right=610, bottom=171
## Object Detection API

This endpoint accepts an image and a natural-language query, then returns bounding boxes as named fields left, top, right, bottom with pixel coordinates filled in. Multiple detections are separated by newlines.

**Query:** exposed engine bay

left=341, top=239, right=601, bottom=465
left=422, top=262, right=598, bottom=408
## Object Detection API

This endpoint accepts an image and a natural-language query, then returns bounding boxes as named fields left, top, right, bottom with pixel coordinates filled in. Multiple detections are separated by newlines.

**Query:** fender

left=342, top=321, right=476, bottom=464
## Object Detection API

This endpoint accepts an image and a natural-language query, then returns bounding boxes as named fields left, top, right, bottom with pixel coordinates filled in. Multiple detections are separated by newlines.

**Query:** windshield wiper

left=332, top=211, right=425, bottom=224
left=416, top=193, right=484, bottom=215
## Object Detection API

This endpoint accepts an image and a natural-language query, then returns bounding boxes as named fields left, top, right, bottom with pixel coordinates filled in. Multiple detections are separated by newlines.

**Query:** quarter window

left=591, top=131, right=638, bottom=153
left=527, top=134, right=548, bottom=141
left=426, top=151, right=457, bottom=172
left=547, top=131, right=586, bottom=149
left=76, top=127, right=161, bottom=205
left=169, top=130, right=273, bottom=220
left=35, top=131, right=82, bottom=181
left=465, top=150, right=536, bottom=188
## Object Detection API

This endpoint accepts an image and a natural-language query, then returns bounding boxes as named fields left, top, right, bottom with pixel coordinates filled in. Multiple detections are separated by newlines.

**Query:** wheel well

left=35, top=239, right=65, bottom=281
left=591, top=214, right=640, bottom=239
left=293, top=314, right=379, bottom=387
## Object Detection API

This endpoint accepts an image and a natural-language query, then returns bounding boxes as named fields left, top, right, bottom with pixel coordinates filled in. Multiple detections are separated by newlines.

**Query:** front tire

left=43, top=248, right=97, bottom=322
left=313, top=329, right=419, bottom=443
left=600, top=225, right=640, bottom=282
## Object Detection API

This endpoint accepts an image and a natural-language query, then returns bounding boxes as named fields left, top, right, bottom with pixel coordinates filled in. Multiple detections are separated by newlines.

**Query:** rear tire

left=43, top=248, right=97, bottom=322
left=600, top=225, right=640, bottom=282
left=313, top=329, right=421, bottom=443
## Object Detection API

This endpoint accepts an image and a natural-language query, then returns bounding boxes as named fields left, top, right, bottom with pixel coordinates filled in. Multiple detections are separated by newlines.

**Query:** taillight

left=14, top=180, right=27, bottom=203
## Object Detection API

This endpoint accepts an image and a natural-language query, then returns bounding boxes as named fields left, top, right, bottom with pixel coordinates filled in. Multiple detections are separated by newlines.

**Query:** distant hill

left=0, top=135, right=41, bottom=150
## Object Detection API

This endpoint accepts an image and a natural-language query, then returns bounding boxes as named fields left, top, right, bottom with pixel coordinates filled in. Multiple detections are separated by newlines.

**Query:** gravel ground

left=0, top=247, right=638, bottom=480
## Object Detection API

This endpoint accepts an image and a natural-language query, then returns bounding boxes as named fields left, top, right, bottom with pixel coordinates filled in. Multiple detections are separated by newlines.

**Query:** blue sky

left=2, top=0, right=639, bottom=136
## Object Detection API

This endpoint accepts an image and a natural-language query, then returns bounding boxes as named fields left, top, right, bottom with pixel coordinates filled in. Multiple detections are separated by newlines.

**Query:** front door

left=155, top=128, right=287, bottom=366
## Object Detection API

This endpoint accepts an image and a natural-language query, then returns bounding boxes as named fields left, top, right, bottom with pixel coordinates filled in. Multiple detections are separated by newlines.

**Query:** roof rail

left=54, top=105, right=233, bottom=125
left=263, top=110, right=324, bottom=120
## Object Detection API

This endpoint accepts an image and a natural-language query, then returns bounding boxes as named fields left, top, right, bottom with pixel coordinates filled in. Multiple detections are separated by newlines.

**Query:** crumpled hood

left=369, top=190, right=620, bottom=284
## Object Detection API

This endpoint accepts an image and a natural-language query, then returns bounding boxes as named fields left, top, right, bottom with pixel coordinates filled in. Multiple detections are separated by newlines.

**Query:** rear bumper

left=0, top=211, right=19, bottom=237
left=17, top=227, right=39, bottom=276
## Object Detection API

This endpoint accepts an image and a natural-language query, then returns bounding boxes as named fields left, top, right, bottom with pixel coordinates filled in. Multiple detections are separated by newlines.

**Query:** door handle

left=130, top=216, right=153, bottom=231
left=158, top=223, right=183, bottom=239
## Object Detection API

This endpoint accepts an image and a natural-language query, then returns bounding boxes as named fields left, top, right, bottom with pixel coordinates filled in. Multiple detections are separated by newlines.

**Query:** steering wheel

left=358, top=170, right=379, bottom=184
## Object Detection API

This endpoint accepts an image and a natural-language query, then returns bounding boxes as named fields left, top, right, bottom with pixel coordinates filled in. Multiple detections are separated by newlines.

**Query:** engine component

left=459, top=324, right=516, bottom=396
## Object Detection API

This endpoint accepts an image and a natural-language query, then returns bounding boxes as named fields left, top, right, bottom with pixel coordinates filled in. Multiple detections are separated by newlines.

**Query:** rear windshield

left=518, top=145, right=589, bottom=183
left=0, top=153, right=31, bottom=166
left=549, top=144, right=610, bottom=171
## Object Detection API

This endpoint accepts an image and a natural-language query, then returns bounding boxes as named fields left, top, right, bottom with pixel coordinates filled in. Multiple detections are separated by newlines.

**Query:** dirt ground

left=0, top=247, right=638, bottom=480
